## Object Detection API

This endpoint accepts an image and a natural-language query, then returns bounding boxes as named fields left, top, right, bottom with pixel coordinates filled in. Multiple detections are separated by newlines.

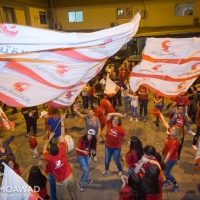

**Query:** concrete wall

left=0, top=0, right=48, bottom=27
left=52, top=0, right=200, bottom=31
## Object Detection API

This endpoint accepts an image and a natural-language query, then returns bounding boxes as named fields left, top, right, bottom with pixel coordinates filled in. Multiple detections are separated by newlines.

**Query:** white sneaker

left=166, top=131, right=170, bottom=135
left=130, top=118, right=133, bottom=121
left=93, top=156, right=97, bottom=162
left=188, top=130, right=196, bottom=136
left=124, top=113, right=127, bottom=117
left=192, top=145, right=198, bottom=150
left=136, top=118, right=138, bottom=122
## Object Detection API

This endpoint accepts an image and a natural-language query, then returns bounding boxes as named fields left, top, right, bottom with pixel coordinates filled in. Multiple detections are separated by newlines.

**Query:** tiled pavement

left=1, top=94, right=200, bottom=200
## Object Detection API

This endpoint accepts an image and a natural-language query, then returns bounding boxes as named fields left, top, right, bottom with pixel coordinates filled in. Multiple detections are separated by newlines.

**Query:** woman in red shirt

left=5, top=156, right=21, bottom=175
left=141, top=164, right=163, bottom=200
left=102, top=112, right=126, bottom=176
left=125, top=136, right=143, bottom=175
left=119, top=173, right=145, bottom=200
left=28, top=165, right=50, bottom=200
left=75, top=129, right=97, bottom=192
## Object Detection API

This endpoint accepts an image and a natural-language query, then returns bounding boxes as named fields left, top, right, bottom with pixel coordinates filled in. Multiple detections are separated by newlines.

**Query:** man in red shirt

left=93, top=100, right=106, bottom=142
left=100, top=96, right=115, bottom=115
left=43, top=114, right=77, bottom=200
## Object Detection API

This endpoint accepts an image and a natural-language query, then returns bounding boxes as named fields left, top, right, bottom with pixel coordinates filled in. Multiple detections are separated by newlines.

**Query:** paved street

left=1, top=94, right=200, bottom=200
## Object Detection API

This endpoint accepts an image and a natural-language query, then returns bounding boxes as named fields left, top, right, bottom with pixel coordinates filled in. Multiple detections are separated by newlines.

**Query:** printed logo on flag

left=0, top=24, right=18, bottom=37
left=177, top=81, right=186, bottom=89
left=13, top=82, right=30, bottom=92
left=98, top=38, right=113, bottom=48
left=161, top=40, right=170, bottom=52
left=55, top=65, right=69, bottom=76
left=65, top=90, right=77, bottom=99
left=152, top=64, right=162, bottom=72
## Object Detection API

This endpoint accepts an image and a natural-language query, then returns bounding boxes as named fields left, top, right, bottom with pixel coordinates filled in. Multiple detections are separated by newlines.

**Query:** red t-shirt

left=163, top=134, right=179, bottom=161
left=138, top=170, right=163, bottom=200
left=43, top=142, right=72, bottom=182
left=100, top=99, right=115, bottom=115
left=142, top=158, right=159, bottom=172
left=125, top=150, right=138, bottom=169
left=38, top=187, right=47, bottom=199
left=174, top=96, right=190, bottom=106
left=119, top=186, right=134, bottom=200
left=172, top=114, right=185, bottom=136
left=154, top=94, right=164, bottom=103
left=106, top=119, right=126, bottom=148
left=28, top=137, right=38, bottom=149
left=13, top=167, right=21, bottom=176
left=87, top=87, right=94, bottom=96
left=138, top=87, right=148, bottom=100
left=76, top=138, right=91, bottom=157
left=94, top=106, right=106, bottom=125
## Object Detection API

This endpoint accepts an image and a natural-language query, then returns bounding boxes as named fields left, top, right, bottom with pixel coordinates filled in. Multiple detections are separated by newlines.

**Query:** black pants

left=116, top=90, right=122, bottom=106
left=178, top=137, right=184, bottom=159
left=108, top=96, right=117, bottom=109
left=139, top=99, right=148, bottom=116
left=193, top=126, right=200, bottom=145
left=25, top=118, right=37, bottom=135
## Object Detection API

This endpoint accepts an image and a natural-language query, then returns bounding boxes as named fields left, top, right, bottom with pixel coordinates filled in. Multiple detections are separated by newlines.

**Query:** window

left=2, top=7, right=16, bottom=23
left=68, top=11, right=83, bottom=23
left=117, top=8, right=133, bottom=19
left=174, top=3, right=194, bottom=16
left=39, top=11, right=47, bottom=24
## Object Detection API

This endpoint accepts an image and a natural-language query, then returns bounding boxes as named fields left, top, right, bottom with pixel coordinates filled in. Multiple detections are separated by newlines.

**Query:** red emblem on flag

left=98, top=37, right=113, bottom=48
left=191, top=62, right=200, bottom=70
left=55, top=65, right=68, bottom=76
left=13, top=82, right=30, bottom=92
left=177, top=82, right=186, bottom=89
left=65, top=90, right=77, bottom=99
left=0, top=24, right=18, bottom=37
left=161, top=40, right=170, bottom=52
left=152, top=64, right=162, bottom=71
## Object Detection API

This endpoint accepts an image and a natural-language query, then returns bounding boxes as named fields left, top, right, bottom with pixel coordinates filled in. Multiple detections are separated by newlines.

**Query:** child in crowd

left=73, top=98, right=80, bottom=118
left=28, top=131, right=39, bottom=157
left=5, top=156, right=21, bottom=175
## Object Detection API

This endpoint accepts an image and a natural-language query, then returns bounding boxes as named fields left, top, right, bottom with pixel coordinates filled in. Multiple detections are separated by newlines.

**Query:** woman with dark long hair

left=5, top=156, right=21, bottom=175
left=119, top=173, right=145, bottom=200
left=141, top=164, right=163, bottom=200
left=125, top=136, right=143, bottom=175
left=28, top=165, right=50, bottom=200
left=76, top=129, right=97, bottom=192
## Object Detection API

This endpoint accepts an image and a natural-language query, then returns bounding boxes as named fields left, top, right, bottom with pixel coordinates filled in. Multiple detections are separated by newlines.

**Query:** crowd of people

left=0, top=60, right=199, bottom=200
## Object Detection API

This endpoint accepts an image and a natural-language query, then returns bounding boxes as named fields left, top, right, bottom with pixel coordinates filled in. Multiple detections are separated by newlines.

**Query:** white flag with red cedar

left=0, top=13, right=141, bottom=107
left=0, top=108, right=15, bottom=130
left=104, top=76, right=120, bottom=98
left=130, top=38, right=200, bottom=97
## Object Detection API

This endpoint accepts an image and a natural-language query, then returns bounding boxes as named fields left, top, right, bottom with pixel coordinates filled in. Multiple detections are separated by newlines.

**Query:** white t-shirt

left=128, top=94, right=138, bottom=107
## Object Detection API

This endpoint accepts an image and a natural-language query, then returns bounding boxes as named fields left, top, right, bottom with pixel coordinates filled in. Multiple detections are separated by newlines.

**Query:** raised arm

left=107, top=112, right=123, bottom=121
left=159, top=113, right=170, bottom=130
left=74, top=107, right=85, bottom=118
left=59, top=113, right=66, bottom=143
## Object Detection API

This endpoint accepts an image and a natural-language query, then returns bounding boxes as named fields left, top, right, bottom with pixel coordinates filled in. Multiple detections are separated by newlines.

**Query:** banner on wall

left=130, top=38, right=200, bottom=97
left=0, top=13, right=141, bottom=107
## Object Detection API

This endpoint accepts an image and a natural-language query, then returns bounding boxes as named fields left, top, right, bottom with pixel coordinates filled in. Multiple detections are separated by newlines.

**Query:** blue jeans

left=155, top=104, right=163, bottom=122
left=139, top=99, right=148, bottom=116
left=131, top=106, right=138, bottom=117
left=127, top=167, right=134, bottom=175
left=48, top=173, right=57, bottom=200
left=164, top=159, right=177, bottom=184
left=124, top=96, right=129, bottom=113
left=88, top=96, right=94, bottom=108
left=105, top=145, right=122, bottom=171
left=77, top=155, right=90, bottom=184
left=82, top=96, right=89, bottom=109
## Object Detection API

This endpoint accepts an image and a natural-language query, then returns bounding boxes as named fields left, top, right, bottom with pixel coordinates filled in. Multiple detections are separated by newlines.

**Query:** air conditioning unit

left=194, top=18, right=199, bottom=24
left=55, top=23, right=62, bottom=30
left=110, top=22, right=115, bottom=27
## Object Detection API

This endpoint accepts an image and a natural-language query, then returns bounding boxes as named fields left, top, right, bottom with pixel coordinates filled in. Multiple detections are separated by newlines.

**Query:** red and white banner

left=0, top=107, right=15, bottom=130
left=104, top=76, right=120, bottom=97
left=130, top=38, right=200, bottom=97
left=0, top=13, right=140, bottom=107
left=0, top=163, right=39, bottom=200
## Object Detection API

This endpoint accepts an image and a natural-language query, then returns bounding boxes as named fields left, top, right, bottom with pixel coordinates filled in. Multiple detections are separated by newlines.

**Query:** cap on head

left=87, top=129, right=96, bottom=136
left=40, top=111, right=48, bottom=118
left=50, top=144, right=59, bottom=155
